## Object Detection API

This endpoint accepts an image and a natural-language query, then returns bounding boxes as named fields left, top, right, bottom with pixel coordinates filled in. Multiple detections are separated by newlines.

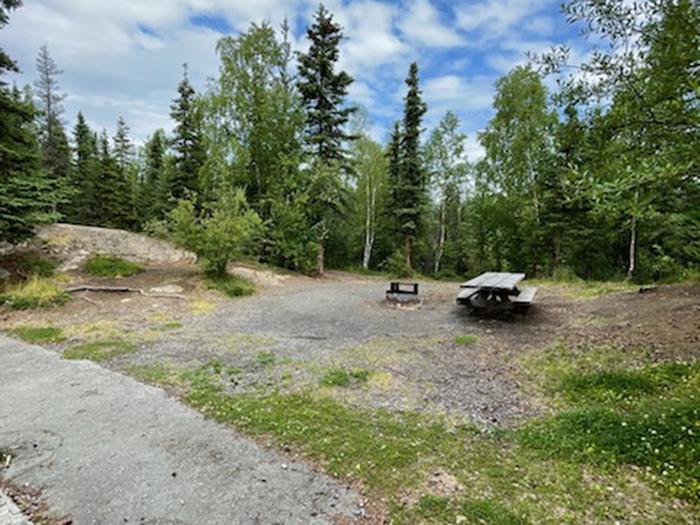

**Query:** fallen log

left=65, top=285, right=187, bottom=300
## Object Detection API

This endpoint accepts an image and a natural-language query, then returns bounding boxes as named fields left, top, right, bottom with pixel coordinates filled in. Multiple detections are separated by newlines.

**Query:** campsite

left=1, top=0, right=698, bottom=523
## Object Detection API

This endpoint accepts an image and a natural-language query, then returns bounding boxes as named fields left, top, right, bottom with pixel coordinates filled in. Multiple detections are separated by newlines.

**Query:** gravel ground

left=121, top=273, right=562, bottom=426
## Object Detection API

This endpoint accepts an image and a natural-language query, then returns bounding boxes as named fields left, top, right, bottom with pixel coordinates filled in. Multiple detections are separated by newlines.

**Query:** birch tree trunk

left=627, top=215, right=636, bottom=280
left=433, top=201, right=446, bottom=274
left=362, top=174, right=376, bottom=270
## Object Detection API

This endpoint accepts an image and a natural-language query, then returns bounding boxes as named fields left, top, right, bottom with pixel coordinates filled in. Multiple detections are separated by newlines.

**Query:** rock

left=149, top=285, right=184, bottom=294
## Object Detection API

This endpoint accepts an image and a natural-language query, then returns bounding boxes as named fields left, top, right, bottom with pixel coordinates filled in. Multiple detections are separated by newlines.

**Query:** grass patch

left=255, top=350, right=276, bottom=367
left=158, top=321, right=183, bottom=331
left=206, top=272, right=255, bottom=298
left=410, top=495, right=529, bottom=525
left=319, top=367, right=372, bottom=387
left=8, top=325, right=65, bottom=344
left=129, top=358, right=698, bottom=523
left=454, top=334, right=479, bottom=346
left=63, top=340, right=136, bottom=362
left=84, top=255, right=142, bottom=277
left=16, top=251, right=57, bottom=277
left=126, top=362, right=186, bottom=387
left=0, top=276, right=69, bottom=310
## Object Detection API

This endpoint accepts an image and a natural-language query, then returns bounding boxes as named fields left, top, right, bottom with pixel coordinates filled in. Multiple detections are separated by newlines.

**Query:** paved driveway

left=0, top=336, right=359, bottom=524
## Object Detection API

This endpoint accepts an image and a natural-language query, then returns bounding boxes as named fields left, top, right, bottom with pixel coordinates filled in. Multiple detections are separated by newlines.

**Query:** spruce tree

left=140, top=129, right=166, bottom=221
left=398, top=62, right=427, bottom=268
left=0, top=1, right=58, bottom=243
left=33, top=44, right=71, bottom=185
left=111, top=120, right=136, bottom=229
left=169, top=64, right=204, bottom=201
left=67, top=112, right=99, bottom=224
left=386, top=122, right=403, bottom=240
left=297, top=3, right=355, bottom=166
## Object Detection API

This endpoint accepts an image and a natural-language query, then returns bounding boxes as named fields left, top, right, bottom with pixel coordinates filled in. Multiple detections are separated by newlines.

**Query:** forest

left=1, top=0, right=698, bottom=283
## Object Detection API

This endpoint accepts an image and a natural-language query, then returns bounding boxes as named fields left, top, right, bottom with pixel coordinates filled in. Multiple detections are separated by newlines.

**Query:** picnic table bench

left=457, top=272, right=536, bottom=312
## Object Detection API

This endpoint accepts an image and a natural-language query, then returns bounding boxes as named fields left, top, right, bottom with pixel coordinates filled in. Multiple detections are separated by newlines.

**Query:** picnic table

left=456, top=272, right=536, bottom=311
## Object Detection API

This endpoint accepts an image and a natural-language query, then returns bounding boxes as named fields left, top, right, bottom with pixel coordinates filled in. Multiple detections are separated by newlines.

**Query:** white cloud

left=423, top=74, right=493, bottom=111
left=456, top=0, right=550, bottom=40
left=398, top=0, right=465, bottom=48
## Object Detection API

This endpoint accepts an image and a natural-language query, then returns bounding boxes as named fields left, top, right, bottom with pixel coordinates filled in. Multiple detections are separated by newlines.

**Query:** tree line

left=1, top=0, right=698, bottom=282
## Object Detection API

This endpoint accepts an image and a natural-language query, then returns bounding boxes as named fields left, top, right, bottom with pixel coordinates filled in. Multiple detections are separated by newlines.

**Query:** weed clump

left=0, top=276, right=68, bottom=310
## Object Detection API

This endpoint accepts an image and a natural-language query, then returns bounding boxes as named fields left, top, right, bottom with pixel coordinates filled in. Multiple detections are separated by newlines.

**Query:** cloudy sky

left=4, top=0, right=590, bottom=159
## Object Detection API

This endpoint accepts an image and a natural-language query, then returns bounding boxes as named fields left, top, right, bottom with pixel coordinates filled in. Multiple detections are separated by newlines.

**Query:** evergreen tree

left=0, top=1, right=58, bottom=243
left=169, top=64, right=204, bottom=201
left=66, top=111, right=98, bottom=224
left=397, top=62, right=427, bottom=268
left=140, top=129, right=166, bottom=222
left=113, top=116, right=133, bottom=171
left=297, top=3, right=355, bottom=166
left=33, top=44, right=71, bottom=187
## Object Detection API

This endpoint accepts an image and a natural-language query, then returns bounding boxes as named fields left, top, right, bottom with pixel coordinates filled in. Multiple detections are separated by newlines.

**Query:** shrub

left=381, top=249, right=413, bottom=278
left=9, top=325, right=65, bottom=344
left=0, top=276, right=68, bottom=310
left=85, top=255, right=142, bottom=277
left=169, top=188, right=262, bottom=276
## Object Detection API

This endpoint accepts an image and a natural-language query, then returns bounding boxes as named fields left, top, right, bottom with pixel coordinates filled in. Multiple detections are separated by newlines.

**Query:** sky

left=4, top=0, right=591, bottom=160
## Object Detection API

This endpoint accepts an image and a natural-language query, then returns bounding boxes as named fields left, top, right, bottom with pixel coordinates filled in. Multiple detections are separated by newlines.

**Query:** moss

left=84, top=255, right=142, bottom=277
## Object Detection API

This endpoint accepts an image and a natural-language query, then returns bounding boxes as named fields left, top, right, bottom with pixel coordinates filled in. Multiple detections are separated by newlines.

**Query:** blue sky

left=4, top=0, right=590, bottom=159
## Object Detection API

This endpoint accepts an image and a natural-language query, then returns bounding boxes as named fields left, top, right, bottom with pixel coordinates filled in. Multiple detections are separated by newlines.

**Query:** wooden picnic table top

left=460, top=272, right=526, bottom=291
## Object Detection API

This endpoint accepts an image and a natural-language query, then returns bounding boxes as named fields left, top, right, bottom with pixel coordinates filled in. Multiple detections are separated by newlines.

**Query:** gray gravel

left=131, top=276, right=546, bottom=425
left=0, top=336, right=360, bottom=525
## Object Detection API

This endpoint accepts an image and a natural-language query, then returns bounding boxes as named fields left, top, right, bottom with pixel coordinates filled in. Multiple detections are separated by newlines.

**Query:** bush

left=85, top=255, right=143, bottom=277
left=169, top=188, right=262, bottom=276
left=0, top=277, right=68, bottom=310
left=381, top=249, right=413, bottom=278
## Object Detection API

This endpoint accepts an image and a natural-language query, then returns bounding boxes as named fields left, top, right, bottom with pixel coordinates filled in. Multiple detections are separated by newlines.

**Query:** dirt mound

left=35, top=223, right=195, bottom=270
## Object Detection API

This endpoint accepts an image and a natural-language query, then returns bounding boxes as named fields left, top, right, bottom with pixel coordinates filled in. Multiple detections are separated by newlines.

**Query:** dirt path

left=0, top=336, right=360, bottom=525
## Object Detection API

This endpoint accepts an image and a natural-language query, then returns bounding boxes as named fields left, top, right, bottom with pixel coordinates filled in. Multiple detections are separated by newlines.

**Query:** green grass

left=63, top=340, right=136, bottom=362
left=319, top=367, right=372, bottom=387
left=410, top=495, right=529, bottom=525
left=16, top=251, right=57, bottom=277
left=454, top=334, right=479, bottom=346
left=126, top=362, right=187, bottom=387
left=125, top=352, right=700, bottom=523
left=206, top=272, right=255, bottom=297
left=8, top=325, right=65, bottom=344
left=84, top=255, right=143, bottom=277
left=0, top=276, right=69, bottom=310
left=157, top=321, right=183, bottom=331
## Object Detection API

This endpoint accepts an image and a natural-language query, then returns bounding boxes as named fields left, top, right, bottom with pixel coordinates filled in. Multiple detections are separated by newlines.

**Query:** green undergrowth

left=319, top=367, right=372, bottom=387
left=126, top=349, right=699, bottom=523
left=85, top=255, right=143, bottom=277
left=63, top=340, right=136, bottom=362
left=8, top=325, right=65, bottom=344
left=454, top=334, right=479, bottom=346
left=206, top=272, right=255, bottom=297
left=0, top=276, right=69, bottom=310
left=15, top=251, right=57, bottom=277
